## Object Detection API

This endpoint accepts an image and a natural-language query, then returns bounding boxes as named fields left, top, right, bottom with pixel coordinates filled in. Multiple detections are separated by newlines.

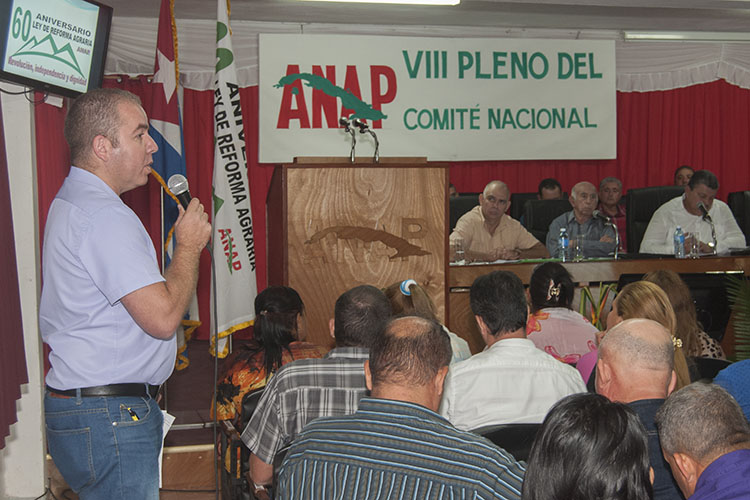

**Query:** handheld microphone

left=167, top=174, right=192, bottom=209
left=697, top=201, right=711, bottom=221
left=592, top=210, right=611, bottom=222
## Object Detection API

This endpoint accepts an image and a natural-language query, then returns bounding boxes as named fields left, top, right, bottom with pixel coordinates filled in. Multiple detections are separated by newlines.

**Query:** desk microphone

left=167, top=174, right=192, bottom=209
left=339, top=116, right=351, bottom=133
left=592, top=210, right=611, bottom=222
left=697, top=201, right=712, bottom=222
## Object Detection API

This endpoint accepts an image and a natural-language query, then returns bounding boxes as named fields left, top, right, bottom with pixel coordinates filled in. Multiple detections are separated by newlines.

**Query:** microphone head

left=352, top=118, right=368, bottom=131
left=697, top=201, right=709, bottom=215
left=338, top=117, right=350, bottom=127
left=592, top=210, right=611, bottom=222
left=167, top=174, right=189, bottom=195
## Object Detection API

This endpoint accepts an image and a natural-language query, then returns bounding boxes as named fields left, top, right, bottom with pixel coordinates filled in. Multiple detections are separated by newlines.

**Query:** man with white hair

left=546, top=181, right=617, bottom=258
left=596, top=318, right=682, bottom=500
left=450, top=180, right=549, bottom=262
left=656, top=383, right=750, bottom=500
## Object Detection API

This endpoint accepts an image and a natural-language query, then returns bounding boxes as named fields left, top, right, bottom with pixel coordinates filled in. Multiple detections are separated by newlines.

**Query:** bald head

left=479, top=181, right=511, bottom=224
left=483, top=180, right=508, bottom=197
left=368, top=316, right=451, bottom=388
left=571, top=181, right=596, bottom=201
left=597, top=319, right=676, bottom=401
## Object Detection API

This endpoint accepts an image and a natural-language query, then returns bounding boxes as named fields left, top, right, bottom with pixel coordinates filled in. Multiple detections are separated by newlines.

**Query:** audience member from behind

left=577, top=280, right=692, bottom=391
left=598, top=176, right=627, bottom=251
left=450, top=180, right=549, bottom=262
left=547, top=181, right=617, bottom=259
left=643, top=270, right=725, bottom=360
left=596, top=318, right=682, bottom=500
left=674, top=165, right=695, bottom=187
left=213, top=286, right=326, bottom=422
left=241, top=285, right=391, bottom=493
left=714, top=359, right=750, bottom=422
left=538, top=178, right=563, bottom=200
left=641, top=170, right=745, bottom=254
left=277, top=316, right=526, bottom=499
left=440, top=271, right=586, bottom=431
left=383, top=279, right=471, bottom=363
left=656, top=383, right=750, bottom=500
left=522, top=393, right=653, bottom=500
left=526, top=262, right=598, bottom=364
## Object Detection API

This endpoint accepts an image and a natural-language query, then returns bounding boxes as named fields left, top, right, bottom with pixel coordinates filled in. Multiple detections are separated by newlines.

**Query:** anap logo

left=274, top=64, right=397, bottom=130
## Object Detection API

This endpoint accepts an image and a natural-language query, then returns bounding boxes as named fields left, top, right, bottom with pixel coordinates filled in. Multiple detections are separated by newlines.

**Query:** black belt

left=46, top=383, right=160, bottom=399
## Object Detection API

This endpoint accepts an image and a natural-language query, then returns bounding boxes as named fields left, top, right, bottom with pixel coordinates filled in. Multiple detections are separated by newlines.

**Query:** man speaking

left=40, top=89, right=211, bottom=499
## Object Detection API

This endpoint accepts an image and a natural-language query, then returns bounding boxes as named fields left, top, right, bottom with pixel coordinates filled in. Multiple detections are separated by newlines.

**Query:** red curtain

left=34, top=79, right=750, bottom=341
left=449, top=80, right=750, bottom=199
left=0, top=98, right=28, bottom=449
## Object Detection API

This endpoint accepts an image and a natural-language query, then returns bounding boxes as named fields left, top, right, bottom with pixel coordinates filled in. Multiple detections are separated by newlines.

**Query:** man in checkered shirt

left=241, top=284, right=392, bottom=492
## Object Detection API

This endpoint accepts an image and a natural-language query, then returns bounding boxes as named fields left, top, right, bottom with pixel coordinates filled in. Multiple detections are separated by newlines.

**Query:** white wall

left=0, top=84, right=46, bottom=499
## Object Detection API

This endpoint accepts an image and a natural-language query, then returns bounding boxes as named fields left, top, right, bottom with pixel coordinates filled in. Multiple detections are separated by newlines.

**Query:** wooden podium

left=267, top=158, right=448, bottom=349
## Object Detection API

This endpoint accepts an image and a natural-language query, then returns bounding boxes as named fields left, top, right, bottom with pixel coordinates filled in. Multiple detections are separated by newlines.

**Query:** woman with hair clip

left=213, top=286, right=326, bottom=422
left=526, top=262, right=598, bottom=364
left=643, top=269, right=725, bottom=360
left=383, top=279, right=471, bottom=363
left=522, top=393, right=653, bottom=500
left=577, top=280, right=693, bottom=390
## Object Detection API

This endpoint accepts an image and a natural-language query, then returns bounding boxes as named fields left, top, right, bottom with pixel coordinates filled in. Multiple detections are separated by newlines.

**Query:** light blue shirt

left=40, top=167, right=174, bottom=389
left=546, top=210, right=617, bottom=258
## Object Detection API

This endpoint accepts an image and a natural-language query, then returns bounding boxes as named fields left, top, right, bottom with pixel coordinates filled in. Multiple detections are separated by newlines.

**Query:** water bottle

left=674, top=226, right=685, bottom=259
left=558, top=228, right=569, bottom=262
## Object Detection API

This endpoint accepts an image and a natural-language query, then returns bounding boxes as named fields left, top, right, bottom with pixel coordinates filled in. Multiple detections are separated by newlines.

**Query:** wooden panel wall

left=270, top=163, right=447, bottom=349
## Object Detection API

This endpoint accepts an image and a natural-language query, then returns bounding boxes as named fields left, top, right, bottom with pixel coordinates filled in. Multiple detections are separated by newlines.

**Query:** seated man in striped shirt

left=276, top=316, right=526, bottom=500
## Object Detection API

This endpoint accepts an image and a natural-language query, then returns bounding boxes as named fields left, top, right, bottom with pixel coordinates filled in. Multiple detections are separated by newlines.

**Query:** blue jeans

left=45, top=389, right=163, bottom=499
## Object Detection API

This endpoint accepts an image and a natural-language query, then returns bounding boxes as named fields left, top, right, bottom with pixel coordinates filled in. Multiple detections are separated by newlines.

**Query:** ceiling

left=108, top=0, right=750, bottom=34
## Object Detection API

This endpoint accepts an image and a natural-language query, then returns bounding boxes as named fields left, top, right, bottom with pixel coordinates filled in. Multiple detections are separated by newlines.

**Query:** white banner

left=259, top=34, right=615, bottom=162
left=210, top=0, right=257, bottom=358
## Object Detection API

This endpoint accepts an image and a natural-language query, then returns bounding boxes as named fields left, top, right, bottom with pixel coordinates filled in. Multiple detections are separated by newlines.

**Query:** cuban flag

left=149, top=0, right=199, bottom=370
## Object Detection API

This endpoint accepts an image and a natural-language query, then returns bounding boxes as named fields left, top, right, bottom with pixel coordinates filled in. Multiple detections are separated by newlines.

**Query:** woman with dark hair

left=213, top=286, right=326, bottom=422
left=526, top=262, right=598, bottom=364
left=522, top=393, right=653, bottom=500
left=383, top=279, right=471, bottom=363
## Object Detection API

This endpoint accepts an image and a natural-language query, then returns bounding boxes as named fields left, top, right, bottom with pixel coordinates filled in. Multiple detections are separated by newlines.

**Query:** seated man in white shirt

left=640, top=170, right=745, bottom=254
left=439, top=270, right=586, bottom=431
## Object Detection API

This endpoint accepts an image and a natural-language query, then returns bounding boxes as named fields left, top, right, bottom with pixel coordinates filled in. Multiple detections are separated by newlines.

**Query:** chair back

left=450, top=194, right=480, bottom=232
left=472, top=423, right=542, bottom=462
left=691, top=357, right=732, bottom=382
left=523, top=199, right=572, bottom=244
left=239, top=387, right=266, bottom=431
left=626, top=185, right=684, bottom=253
left=509, top=192, right=538, bottom=222
left=727, top=191, right=750, bottom=246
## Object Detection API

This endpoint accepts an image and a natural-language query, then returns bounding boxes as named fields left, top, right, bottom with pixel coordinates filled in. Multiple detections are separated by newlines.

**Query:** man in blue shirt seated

left=714, top=359, right=750, bottom=422
left=276, top=315, right=526, bottom=500
left=546, top=181, right=617, bottom=258
left=656, top=383, right=750, bottom=500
